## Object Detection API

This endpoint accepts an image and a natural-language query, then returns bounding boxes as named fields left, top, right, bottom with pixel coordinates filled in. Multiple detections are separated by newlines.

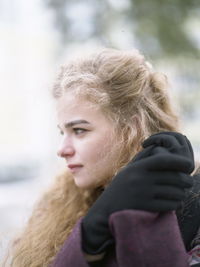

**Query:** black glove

left=141, top=131, right=194, bottom=174
left=82, top=132, right=194, bottom=255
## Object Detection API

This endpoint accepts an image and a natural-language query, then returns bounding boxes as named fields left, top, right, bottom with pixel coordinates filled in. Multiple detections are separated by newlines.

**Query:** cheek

left=82, top=143, right=104, bottom=165
left=85, top=135, right=118, bottom=171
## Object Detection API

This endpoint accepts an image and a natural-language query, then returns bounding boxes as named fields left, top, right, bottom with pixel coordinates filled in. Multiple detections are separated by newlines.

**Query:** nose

left=57, top=138, right=75, bottom=158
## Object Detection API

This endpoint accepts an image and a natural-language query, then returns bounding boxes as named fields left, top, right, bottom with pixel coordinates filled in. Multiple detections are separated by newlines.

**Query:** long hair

left=5, top=48, right=182, bottom=266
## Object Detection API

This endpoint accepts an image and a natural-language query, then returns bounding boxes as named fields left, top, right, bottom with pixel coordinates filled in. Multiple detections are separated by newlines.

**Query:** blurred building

left=0, top=0, right=63, bottom=259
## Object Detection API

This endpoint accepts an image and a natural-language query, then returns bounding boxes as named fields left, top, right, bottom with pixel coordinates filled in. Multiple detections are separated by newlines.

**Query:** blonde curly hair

left=4, top=48, right=181, bottom=266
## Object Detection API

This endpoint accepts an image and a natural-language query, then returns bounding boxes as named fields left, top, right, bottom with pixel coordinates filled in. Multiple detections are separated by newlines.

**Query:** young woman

left=5, top=48, right=200, bottom=266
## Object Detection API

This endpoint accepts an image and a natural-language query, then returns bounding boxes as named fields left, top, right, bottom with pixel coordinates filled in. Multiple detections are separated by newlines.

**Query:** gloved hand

left=81, top=131, right=194, bottom=256
left=141, top=131, right=194, bottom=174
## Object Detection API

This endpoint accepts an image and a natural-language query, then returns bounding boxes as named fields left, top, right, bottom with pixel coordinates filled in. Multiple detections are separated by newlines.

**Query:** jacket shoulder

left=176, top=172, right=200, bottom=251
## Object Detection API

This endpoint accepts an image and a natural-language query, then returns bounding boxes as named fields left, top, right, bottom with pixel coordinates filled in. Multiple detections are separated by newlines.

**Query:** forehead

left=56, top=93, right=97, bottom=114
left=56, top=93, right=109, bottom=125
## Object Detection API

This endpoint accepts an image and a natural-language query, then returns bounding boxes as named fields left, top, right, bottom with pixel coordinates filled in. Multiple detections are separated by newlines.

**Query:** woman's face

left=56, top=92, right=121, bottom=189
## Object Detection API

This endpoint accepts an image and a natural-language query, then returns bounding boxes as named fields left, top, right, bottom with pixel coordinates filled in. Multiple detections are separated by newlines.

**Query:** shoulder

left=176, top=172, right=200, bottom=251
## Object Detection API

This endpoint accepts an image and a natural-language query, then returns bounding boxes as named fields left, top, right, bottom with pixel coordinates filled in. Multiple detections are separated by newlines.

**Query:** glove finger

left=155, top=172, right=193, bottom=188
left=169, top=133, right=194, bottom=163
left=142, top=133, right=180, bottom=150
left=132, top=145, right=156, bottom=162
left=146, top=199, right=181, bottom=212
left=183, top=136, right=194, bottom=159
left=154, top=185, right=186, bottom=201
left=159, top=131, right=191, bottom=148
left=144, top=131, right=187, bottom=146
left=143, top=132, right=194, bottom=161
left=133, top=143, right=172, bottom=162
left=140, top=153, right=194, bottom=173
left=142, top=146, right=193, bottom=172
left=150, top=146, right=169, bottom=155
left=171, top=145, right=195, bottom=170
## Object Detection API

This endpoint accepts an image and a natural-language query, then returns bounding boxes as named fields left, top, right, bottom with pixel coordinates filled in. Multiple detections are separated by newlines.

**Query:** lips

left=68, top=164, right=83, bottom=169
left=67, top=164, right=83, bottom=173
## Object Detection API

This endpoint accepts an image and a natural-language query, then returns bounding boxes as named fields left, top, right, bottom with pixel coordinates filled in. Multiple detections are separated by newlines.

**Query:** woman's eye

left=73, top=128, right=86, bottom=135
left=59, top=130, right=64, bottom=135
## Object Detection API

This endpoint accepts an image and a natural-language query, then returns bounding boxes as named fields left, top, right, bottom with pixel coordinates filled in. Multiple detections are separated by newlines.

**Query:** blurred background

left=0, top=0, right=200, bottom=259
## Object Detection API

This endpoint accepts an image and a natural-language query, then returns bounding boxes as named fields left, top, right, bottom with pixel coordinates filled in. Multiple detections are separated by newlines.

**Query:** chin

left=73, top=171, right=106, bottom=189
left=74, top=179, right=91, bottom=189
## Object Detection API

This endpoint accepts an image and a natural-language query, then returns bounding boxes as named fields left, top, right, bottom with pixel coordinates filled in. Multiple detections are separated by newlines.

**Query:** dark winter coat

left=51, top=172, right=200, bottom=267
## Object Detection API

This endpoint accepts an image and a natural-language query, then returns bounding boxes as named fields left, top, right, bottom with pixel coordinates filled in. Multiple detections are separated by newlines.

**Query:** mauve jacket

left=51, top=209, right=189, bottom=267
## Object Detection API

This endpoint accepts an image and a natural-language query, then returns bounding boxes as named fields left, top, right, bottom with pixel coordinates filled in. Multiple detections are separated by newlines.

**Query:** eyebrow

left=57, top=119, right=90, bottom=129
